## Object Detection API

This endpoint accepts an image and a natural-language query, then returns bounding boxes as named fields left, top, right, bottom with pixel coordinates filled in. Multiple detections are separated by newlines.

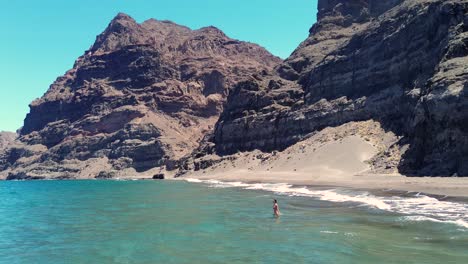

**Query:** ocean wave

left=320, top=231, right=339, bottom=234
left=248, top=183, right=391, bottom=210
left=184, top=178, right=203, bottom=183
left=401, top=216, right=468, bottom=229
left=183, top=178, right=468, bottom=229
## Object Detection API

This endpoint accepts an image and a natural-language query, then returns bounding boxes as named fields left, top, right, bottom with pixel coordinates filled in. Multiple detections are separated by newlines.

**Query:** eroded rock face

left=210, top=0, right=468, bottom=176
left=0, top=132, right=16, bottom=151
left=1, top=13, right=280, bottom=179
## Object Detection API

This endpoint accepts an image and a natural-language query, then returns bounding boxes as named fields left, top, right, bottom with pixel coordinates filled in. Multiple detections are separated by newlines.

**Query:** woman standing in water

left=273, top=199, right=281, bottom=217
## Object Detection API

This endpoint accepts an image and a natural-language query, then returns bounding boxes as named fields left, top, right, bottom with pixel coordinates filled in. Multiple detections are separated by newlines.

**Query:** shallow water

left=0, top=180, right=467, bottom=263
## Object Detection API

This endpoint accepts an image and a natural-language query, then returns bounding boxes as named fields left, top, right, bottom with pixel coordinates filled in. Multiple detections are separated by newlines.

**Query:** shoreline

left=4, top=168, right=468, bottom=199
left=4, top=121, right=468, bottom=200
left=3, top=170, right=467, bottom=199
left=180, top=170, right=468, bottom=198
left=177, top=122, right=468, bottom=199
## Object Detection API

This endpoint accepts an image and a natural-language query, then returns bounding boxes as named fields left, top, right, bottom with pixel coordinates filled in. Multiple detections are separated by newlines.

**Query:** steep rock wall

left=210, top=0, right=468, bottom=176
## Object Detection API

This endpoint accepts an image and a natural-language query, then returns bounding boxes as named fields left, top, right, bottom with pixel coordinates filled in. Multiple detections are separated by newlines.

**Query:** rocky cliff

left=2, top=0, right=467, bottom=179
left=188, top=0, right=468, bottom=176
left=0, top=13, right=280, bottom=179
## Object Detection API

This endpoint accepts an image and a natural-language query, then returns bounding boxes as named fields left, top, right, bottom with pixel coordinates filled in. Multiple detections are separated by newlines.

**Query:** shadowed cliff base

left=179, top=121, right=468, bottom=197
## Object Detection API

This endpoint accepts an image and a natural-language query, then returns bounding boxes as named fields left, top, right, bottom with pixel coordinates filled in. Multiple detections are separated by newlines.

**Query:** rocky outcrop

left=0, top=132, right=16, bottom=173
left=0, top=132, right=16, bottom=151
left=201, top=0, right=468, bottom=176
left=0, top=13, right=280, bottom=180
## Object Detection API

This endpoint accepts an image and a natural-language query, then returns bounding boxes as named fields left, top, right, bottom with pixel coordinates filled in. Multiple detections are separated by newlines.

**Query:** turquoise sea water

left=0, top=180, right=467, bottom=264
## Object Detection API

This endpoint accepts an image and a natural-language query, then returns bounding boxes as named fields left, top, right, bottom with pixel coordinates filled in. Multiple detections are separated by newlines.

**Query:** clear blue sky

left=0, top=0, right=318, bottom=132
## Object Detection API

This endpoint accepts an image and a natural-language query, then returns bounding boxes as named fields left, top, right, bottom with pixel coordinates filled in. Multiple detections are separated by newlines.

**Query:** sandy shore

left=186, top=171, right=468, bottom=198
left=181, top=122, right=468, bottom=198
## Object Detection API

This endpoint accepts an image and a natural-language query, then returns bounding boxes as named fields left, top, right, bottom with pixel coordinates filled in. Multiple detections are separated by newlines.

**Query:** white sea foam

left=183, top=178, right=468, bottom=229
left=207, top=181, right=251, bottom=188
left=402, top=216, right=468, bottom=229
left=320, top=231, right=339, bottom=234
left=185, top=178, right=203, bottom=183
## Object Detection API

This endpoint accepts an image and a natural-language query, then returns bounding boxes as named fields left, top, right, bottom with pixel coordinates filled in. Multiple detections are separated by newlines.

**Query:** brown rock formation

left=3, top=0, right=468, bottom=179
left=1, top=13, right=280, bottom=179
left=196, top=0, right=468, bottom=176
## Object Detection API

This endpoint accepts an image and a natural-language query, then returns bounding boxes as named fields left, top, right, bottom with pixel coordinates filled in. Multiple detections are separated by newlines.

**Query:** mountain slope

left=184, top=0, right=468, bottom=177
left=0, top=13, right=281, bottom=180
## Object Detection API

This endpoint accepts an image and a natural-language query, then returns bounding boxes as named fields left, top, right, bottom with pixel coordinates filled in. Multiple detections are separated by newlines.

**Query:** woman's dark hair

left=274, top=199, right=277, bottom=203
